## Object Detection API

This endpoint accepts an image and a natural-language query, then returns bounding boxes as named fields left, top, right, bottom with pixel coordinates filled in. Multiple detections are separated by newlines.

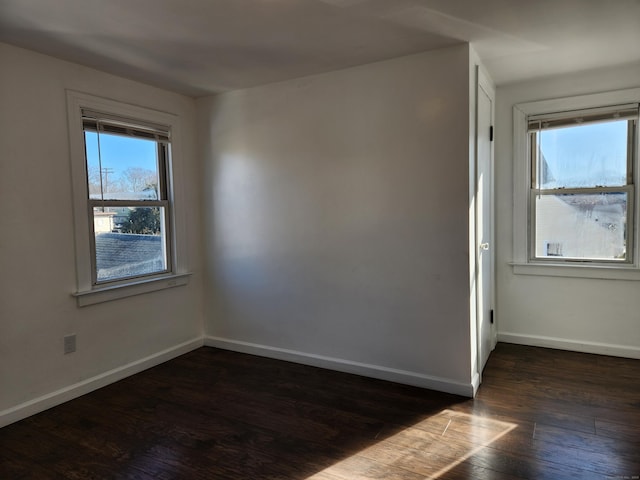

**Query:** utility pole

left=101, top=168, right=114, bottom=193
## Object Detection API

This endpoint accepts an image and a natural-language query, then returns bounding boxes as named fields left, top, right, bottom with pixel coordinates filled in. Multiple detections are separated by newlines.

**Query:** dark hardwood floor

left=1, top=343, right=639, bottom=479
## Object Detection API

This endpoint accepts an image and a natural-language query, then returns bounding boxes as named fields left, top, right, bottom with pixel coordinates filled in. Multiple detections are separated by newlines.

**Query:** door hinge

left=490, top=309, right=494, bottom=324
left=489, top=126, right=494, bottom=142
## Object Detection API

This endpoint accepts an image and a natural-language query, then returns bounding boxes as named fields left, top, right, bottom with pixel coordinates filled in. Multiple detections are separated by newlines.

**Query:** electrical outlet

left=64, top=334, right=76, bottom=354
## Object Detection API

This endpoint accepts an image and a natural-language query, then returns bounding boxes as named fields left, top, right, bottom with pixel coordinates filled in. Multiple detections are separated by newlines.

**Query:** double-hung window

left=83, top=111, right=172, bottom=283
left=529, top=105, right=637, bottom=263
left=513, top=88, right=640, bottom=278
left=67, top=91, right=189, bottom=305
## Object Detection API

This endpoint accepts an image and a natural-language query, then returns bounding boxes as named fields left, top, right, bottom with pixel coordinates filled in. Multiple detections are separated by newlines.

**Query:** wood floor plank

left=1, top=342, right=639, bottom=479
left=596, top=418, right=640, bottom=442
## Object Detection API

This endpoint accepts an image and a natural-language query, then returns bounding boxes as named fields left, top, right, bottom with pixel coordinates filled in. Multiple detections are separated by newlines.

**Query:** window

left=528, top=105, right=637, bottom=263
left=513, top=88, right=640, bottom=279
left=83, top=112, right=172, bottom=283
left=67, top=92, right=189, bottom=305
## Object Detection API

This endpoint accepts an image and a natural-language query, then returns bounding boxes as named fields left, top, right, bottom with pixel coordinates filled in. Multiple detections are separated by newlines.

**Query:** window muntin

left=528, top=105, right=638, bottom=263
left=83, top=113, right=172, bottom=284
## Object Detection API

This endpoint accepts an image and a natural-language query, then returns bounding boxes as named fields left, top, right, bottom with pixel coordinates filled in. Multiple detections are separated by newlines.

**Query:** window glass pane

left=536, top=120, right=628, bottom=189
left=85, top=132, right=160, bottom=200
left=534, top=192, right=627, bottom=260
left=94, top=206, right=167, bottom=282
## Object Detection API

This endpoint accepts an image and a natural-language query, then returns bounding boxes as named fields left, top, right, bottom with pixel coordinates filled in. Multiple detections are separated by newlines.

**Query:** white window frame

left=67, top=91, right=190, bottom=306
left=512, top=88, right=640, bottom=280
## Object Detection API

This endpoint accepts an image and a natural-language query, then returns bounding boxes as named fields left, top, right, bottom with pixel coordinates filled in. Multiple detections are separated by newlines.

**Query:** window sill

left=511, top=262, right=640, bottom=281
left=73, top=273, right=191, bottom=307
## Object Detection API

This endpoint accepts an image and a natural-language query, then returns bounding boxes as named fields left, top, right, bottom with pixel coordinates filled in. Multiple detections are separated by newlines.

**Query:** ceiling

left=1, top=0, right=639, bottom=97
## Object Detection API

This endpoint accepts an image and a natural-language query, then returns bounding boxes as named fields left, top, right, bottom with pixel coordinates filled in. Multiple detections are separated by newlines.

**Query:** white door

left=477, top=74, right=495, bottom=373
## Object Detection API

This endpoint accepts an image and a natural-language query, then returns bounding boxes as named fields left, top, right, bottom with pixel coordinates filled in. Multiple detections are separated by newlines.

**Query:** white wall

left=0, top=43, right=204, bottom=424
left=200, top=45, right=477, bottom=395
left=495, top=63, right=640, bottom=357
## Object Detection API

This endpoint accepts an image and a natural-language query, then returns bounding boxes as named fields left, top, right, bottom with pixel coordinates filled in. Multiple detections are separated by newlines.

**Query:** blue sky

left=539, top=120, right=628, bottom=188
left=85, top=132, right=158, bottom=179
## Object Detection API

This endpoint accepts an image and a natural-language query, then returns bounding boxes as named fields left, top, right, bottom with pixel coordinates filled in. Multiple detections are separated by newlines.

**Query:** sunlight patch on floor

left=307, top=409, right=518, bottom=479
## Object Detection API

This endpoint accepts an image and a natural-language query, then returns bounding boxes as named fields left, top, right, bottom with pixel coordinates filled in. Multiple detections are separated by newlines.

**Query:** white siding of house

left=535, top=195, right=626, bottom=260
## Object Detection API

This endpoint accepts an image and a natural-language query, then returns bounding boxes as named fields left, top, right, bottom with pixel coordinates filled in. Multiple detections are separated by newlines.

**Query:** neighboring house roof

left=95, top=232, right=164, bottom=281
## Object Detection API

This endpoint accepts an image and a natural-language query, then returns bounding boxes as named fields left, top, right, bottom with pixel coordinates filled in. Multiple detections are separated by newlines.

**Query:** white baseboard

left=497, top=332, right=640, bottom=359
left=0, top=337, right=203, bottom=428
left=204, top=336, right=474, bottom=397
left=470, top=371, right=481, bottom=397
